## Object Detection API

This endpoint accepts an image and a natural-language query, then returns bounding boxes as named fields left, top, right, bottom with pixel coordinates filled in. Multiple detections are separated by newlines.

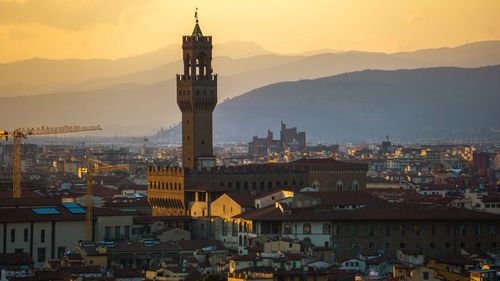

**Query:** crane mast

left=82, top=161, right=129, bottom=240
left=0, top=125, right=101, bottom=198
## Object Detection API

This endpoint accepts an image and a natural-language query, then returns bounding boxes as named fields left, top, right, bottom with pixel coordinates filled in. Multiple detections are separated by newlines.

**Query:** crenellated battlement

left=190, top=164, right=307, bottom=176
left=176, top=74, right=217, bottom=82
left=148, top=166, right=185, bottom=176
left=182, top=35, right=212, bottom=47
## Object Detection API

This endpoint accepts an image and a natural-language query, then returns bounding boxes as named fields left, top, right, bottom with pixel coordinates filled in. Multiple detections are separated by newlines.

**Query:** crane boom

left=14, top=125, right=101, bottom=137
left=0, top=125, right=102, bottom=198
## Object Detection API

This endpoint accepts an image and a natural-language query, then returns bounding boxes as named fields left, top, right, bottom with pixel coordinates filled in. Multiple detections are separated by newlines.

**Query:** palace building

left=147, top=17, right=368, bottom=216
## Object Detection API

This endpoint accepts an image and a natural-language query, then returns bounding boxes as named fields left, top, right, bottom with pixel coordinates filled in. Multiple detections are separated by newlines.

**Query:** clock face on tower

left=176, top=19, right=218, bottom=170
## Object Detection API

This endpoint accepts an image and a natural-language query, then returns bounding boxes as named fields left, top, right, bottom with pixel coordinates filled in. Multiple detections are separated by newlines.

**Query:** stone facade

left=147, top=21, right=368, bottom=217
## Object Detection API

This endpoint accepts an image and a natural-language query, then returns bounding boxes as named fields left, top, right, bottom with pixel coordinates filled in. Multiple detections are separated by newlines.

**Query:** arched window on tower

left=336, top=181, right=343, bottom=191
left=352, top=180, right=359, bottom=190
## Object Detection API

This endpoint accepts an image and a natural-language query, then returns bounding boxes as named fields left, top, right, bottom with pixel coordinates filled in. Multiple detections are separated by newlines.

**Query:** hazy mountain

left=209, top=65, right=500, bottom=142
left=45, top=40, right=500, bottom=103
left=1, top=41, right=500, bottom=138
left=1, top=65, right=499, bottom=140
left=0, top=41, right=273, bottom=97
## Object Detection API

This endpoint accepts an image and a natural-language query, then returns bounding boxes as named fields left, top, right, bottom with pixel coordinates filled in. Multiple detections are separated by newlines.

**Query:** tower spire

left=192, top=7, right=203, bottom=37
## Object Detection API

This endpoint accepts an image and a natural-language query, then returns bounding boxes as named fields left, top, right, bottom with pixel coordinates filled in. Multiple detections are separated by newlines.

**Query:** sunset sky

left=0, top=0, right=499, bottom=63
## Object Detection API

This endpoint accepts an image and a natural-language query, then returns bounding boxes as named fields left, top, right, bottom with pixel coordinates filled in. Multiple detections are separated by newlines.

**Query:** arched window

left=222, top=220, right=228, bottom=236
left=284, top=223, right=292, bottom=234
left=336, top=181, right=343, bottom=191
left=323, top=224, right=331, bottom=234
left=312, top=181, right=320, bottom=189
left=352, top=181, right=359, bottom=190
left=239, top=236, right=243, bottom=246
left=232, top=221, right=238, bottom=236
left=243, top=236, right=248, bottom=246
left=239, top=222, right=243, bottom=232
left=303, top=223, right=311, bottom=234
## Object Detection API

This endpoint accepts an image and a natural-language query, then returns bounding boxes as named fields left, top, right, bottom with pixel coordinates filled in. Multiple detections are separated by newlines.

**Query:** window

left=40, top=229, right=45, bottom=243
left=37, top=247, right=46, bottom=263
left=124, top=226, right=130, bottom=240
left=385, top=224, right=391, bottom=236
left=104, top=226, right=111, bottom=240
left=333, top=242, right=341, bottom=249
left=459, top=224, right=466, bottom=235
left=114, top=226, right=121, bottom=239
left=24, top=228, right=28, bottom=242
left=231, top=221, right=237, bottom=236
left=332, top=224, right=339, bottom=236
left=423, top=272, right=429, bottom=280
left=323, top=224, right=331, bottom=234
left=475, top=224, right=481, bottom=236
left=369, top=225, right=375, bottom=236
left=222, top=220, right=228, bottom=236
left=284, top=223, right=292, bottom=234
left=352, top=181, right=359, bottom=190
left=490, top=225, right=496, bottom=236
left=57, top=247, right=66, bottom=259
left=336, top=181, right=343, bottom=191
left=351, top=242, right=358, bottom=249
left=369, top=242, right=374, bottom=248
left=10, top=229, right=15, bottom=243
left=303, top=223, right=311, bottom=234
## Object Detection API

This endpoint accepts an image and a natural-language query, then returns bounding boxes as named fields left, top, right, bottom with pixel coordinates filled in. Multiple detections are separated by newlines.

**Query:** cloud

left=0, top=0, right=153, bottom=30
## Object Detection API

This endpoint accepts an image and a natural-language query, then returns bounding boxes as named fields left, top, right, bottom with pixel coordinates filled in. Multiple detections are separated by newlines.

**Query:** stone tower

left=176, top=15, right=217, bottom=170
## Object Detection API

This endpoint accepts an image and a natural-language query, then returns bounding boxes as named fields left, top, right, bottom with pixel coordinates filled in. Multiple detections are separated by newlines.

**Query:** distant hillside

left=209, top=65, right=500, bottom=142
left=53, top=40, right=500, bottom=101
left=0, top=41, right=273, bottom=97
left=1, top=41, right=500, bottom=138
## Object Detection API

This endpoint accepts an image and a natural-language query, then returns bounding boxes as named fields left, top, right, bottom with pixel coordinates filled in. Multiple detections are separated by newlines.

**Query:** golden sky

left=0, top=0, right=499, bottom=63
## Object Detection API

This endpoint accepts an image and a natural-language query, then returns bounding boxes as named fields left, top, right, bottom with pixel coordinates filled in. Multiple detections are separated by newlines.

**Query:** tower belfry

left=177, top=10, right=217, bottom=170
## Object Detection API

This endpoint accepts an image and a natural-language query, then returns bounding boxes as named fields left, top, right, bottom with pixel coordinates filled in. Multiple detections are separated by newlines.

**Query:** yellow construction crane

left=0, top=125, right=101, bottom=198
left=79, top=160, right=129, bottom=240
